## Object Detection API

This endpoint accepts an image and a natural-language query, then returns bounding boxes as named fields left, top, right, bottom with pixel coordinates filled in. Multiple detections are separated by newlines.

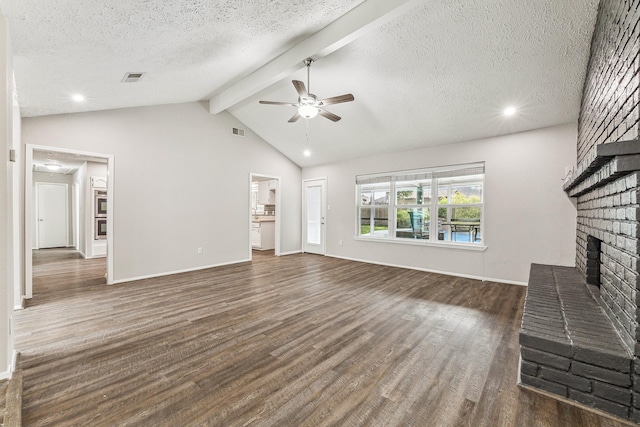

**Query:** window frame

left=355, top=163, right=485, bottom=250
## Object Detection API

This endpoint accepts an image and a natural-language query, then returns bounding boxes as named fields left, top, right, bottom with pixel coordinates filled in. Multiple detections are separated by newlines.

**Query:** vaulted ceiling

left=2, top=0, right=599, bottom=167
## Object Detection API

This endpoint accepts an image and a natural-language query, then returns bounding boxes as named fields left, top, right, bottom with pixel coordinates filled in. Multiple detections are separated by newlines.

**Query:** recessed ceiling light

left=45, top=163, right=62, bottom=171
left=72, top=94, right=85, bottom=102
left=503, top=106, right=517, bottom=117
left=303, top=150, right=311, bottom=157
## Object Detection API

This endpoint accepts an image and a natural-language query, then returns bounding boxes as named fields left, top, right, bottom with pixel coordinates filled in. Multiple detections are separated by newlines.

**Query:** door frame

left=302, top=177, right=327, bottom=255
left=249, top=173, right=281, bottom=259
left=25, top=144, right=115, bottom=299
left=35, top=182, right=69, bottom=249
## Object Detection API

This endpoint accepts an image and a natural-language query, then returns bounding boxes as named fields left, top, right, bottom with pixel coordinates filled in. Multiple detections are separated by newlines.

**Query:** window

left=359, top=183, right=390, bottom=237
left=356, top=163, right=484, bottom=246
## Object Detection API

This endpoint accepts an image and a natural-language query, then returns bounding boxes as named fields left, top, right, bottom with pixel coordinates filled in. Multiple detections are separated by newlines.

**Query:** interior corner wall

left=21, top=102, right=302, bottom=283
left=301, top=123, right=578, bottom=284
left=73, top=163, right=87, bottom=257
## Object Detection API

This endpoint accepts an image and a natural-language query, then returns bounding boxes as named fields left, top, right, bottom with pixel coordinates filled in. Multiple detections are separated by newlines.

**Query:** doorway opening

left=249, top=173, right=281, bottom=260
left=25, top=144, right=115, bottom=301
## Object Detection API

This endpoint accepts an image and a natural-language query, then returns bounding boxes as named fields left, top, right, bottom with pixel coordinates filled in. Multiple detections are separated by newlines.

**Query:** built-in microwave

left=95, top=190, right=107, bottom=217
left=95, top=218, right=107, bottom=240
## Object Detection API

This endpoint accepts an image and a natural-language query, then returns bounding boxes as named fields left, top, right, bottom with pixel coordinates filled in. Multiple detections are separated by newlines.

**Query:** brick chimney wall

left=575, top=0, right=640, bottom=352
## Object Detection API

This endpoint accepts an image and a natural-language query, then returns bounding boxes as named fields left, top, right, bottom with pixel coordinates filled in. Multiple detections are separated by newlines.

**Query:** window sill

left=353, top=236, right=487, bottom=251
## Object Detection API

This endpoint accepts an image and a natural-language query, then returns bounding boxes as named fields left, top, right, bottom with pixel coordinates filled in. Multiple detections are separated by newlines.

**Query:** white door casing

left=36, top=182, right=69, bottom=249
left=303, top=178, right=327, bottom=255
left=25, top=144, right=115, bottom=300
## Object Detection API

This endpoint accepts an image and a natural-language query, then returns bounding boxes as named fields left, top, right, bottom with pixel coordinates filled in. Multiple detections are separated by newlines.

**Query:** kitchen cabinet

left=251, top=220, right=275, bottom=250
left=258, top=181, right=276, bottom=205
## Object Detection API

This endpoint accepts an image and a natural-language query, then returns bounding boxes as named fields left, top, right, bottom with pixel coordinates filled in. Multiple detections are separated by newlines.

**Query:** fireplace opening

left=586, top=235, right=601, bottom=288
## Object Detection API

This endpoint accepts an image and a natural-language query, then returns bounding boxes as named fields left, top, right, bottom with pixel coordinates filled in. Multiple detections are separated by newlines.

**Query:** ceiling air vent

left=121, top=72, right=144, bottom=83
left=232, top=127, right=245, bottom=137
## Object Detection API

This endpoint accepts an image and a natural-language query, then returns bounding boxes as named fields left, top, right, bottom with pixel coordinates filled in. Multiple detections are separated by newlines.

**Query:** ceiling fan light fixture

left=259, top=58, right=354, bottom=123
left=298, top=105, right=318, bottom=119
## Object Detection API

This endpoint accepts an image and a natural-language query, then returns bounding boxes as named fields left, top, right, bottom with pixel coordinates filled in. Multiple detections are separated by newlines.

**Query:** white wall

left=11, top=75, right=22, bottom=310
left=73, top=163, right=87, bottom=257
left=32, top=171, right=74, bottom=247
left=21, top=101, right=302, bottom=283
left=301, top=124, right=578, bottom=284
left=0, top=14, right=15, bottom=379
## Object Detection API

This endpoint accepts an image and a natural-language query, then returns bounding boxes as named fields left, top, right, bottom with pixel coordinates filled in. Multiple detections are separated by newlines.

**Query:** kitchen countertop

left=252, top=217, right=275, bottom=222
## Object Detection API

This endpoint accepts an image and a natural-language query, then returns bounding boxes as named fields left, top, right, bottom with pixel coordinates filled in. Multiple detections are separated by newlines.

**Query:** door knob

left=38, top=218, right=44, bottom=222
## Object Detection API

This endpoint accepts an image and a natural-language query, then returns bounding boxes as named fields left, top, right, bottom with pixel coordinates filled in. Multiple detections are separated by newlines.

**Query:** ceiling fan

left=259, top=58, right=355, bottom=123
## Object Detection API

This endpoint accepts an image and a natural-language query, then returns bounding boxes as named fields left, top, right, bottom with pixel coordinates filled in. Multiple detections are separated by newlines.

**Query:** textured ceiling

left=229, top=0, right=600, bottom=166
left=3, top=0, right=363, bottom=116
left=3, top=0, right=598, bottom=167
left=32, top=150, right=107, bottom=175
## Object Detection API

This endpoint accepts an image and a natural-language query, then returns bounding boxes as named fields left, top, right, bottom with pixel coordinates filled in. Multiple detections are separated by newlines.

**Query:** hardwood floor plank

left=13, top=248, right=632, bottom=426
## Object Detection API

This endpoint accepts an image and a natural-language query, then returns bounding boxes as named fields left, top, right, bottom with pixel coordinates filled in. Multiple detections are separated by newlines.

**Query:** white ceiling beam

left=208, top=0, right=426, bottom=114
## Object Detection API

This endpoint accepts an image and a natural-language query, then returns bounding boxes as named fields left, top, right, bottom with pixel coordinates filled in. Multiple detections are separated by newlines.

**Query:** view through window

left=357, top=163, right=484, bottom=245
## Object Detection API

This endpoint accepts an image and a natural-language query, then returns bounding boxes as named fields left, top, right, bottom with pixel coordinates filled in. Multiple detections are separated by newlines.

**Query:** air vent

left=232, top=127, right=245, bottom=137
left=121, top=72, right=144, bottom=83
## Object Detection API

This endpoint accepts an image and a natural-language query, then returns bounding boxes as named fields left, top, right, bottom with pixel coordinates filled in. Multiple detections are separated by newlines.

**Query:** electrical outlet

left=197, top=247, right=203, bottom=254
left=339, top=240, right=343, bottom=246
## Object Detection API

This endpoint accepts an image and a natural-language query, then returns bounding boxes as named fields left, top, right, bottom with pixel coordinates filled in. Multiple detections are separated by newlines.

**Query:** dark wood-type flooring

left=14, top=249, right=630, bottom=426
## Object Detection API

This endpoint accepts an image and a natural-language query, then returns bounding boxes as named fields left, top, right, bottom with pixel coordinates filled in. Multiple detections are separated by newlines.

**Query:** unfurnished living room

left=1, top=0, right=639, bottom=426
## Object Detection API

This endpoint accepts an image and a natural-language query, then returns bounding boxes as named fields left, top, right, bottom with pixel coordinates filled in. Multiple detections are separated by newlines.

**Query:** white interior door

left=303, top=178, right=326, bottom=255
left=37, top=183, right=69, bottom=248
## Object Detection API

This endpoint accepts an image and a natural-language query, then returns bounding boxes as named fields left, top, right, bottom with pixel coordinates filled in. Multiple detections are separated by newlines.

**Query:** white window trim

left=353, top=235, right=487, bottom=251
left=355, top=163, right=485, bottom=248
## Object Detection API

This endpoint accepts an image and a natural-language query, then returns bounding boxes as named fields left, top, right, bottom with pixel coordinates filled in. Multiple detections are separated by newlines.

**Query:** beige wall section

left=302, top=124, right=578, bottom=285
left=21, top=101, right=302, bottom=282
left=73, top=162, right=87, bottom=256
left=0, top=14, right=15, bottom=378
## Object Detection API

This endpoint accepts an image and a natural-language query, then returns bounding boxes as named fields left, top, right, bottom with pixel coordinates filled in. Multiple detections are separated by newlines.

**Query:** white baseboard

left=77, top=250, right=87, bottom=259
left=279, top=250, right=302, bottom=256
left=11, top=350, right=18, bottom=373
left=0, top=351, right=18, bottom=380
left=325, top=254, right=527, bottom=286
left=517, top=355, right=522, bottom=384
left=14, top=296, right=25, bottom=311
left=111, top=258, right=252, bottom=285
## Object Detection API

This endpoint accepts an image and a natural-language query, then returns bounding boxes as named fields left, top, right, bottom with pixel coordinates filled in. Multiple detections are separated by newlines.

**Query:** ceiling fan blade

left=288, top=112, right=301, bottom=123
left=318, top=109, right=341, bottom=122
left=259, top=100, right=296, bottom=106
left=292, top=80, right=308, bottom=97
left=318, top=94, right=354, bottom=106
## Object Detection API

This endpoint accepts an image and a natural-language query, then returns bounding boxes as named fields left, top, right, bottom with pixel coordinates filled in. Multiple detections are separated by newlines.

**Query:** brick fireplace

left=519, top=0, right=640, bottom=422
